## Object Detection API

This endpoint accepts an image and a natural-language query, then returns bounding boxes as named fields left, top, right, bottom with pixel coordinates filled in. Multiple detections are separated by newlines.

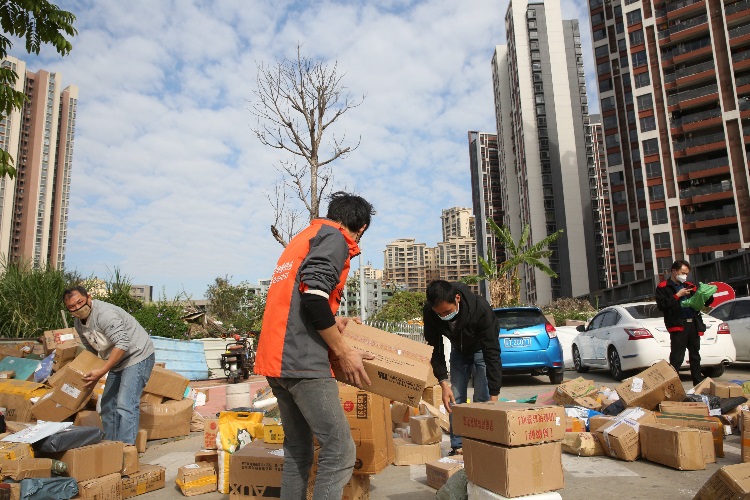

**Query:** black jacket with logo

left=655, top=279, right=712, bottom=333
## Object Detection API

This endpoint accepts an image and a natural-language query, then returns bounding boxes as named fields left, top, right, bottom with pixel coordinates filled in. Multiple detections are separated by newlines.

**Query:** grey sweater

left=74, top=299, right=155, bottom=371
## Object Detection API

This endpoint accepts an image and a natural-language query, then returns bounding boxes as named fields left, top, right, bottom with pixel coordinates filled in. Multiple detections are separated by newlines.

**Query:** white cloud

left=8, top=0, right=598, bottom=298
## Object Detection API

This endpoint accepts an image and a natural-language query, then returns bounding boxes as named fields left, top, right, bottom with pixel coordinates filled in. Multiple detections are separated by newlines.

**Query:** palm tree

left=464, top=220, right=564, bottom=307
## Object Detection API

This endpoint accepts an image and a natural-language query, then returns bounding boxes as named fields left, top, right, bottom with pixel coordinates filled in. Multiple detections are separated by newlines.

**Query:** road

left=139, top=362, right=750, bottom=499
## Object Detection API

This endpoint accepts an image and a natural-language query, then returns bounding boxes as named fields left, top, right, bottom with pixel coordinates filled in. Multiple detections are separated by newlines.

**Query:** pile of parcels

left=0, top=328, right=207, bottom=499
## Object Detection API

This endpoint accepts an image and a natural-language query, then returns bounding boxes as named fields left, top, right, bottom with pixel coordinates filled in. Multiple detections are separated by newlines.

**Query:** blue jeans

left=449, top=349, right=490, bottom=449
left=101, top=354, right=155, bottom=444
left=268, top=377, right=356, bottom=500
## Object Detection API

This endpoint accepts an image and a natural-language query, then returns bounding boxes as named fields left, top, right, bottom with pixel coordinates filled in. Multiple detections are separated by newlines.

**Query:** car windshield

left=495, top=309, right=546, bottom=329
left=624, top=304, right=662, bottom=319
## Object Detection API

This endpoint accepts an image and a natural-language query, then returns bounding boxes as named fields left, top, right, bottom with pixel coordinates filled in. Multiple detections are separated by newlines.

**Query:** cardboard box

left=425, top=457, right=463, bottom=490
left=176, top=462, right=217, bottom=496
left=52, top=343, right=83, bottom=372
left=136, top=429, right=148, bottom=453
left=420, top=401, right=450, bottom=433
left=0, top=458, right=52, bottom=480
left=392, top=438, right=441, bottom=465
left=409, top=415, right=441, bottom=445
left=561, top=432, right=605, bottom=457
left=228, top=442, right=284, bottom=499
left=553, top=377, right=597, bottom=406
left=43, top=351, right=105, bottom=411
left=422, top=385, right=443, bottom=408
left=742, top=410, right=750, bottom=463
left=659, top=401, right=710, bottom=417
left=390, top=401, right=416, bottom=424
left=263, top=423, right=284, bottom=444
left=139, top=398, right=193, bottom=439
left=47, top=440, right=124, bottom=482
left=655, top=413, right=724, bottom=458
left=616, top=360, right=685, bottom=410
left=0, top=441, right=33, bottom=460
left=694, top=462, right=750, bottom=499
left=139, top=392, right=164, bottom=405
left=194, top=450, right=218, bottom=472
left=588, top=415, right=615, bottom=433
left=89, top=380, right=107, bottom=409
left=452, top=402, right=565, bottom=447
left=640, top=423, right=706, bottom=470
left=143, top=366, right=188, bottom=401
left=0, top=370, right=14, bottom=379
left=31, top=390, right=88, bottom=421
left=711, top=380, right=744, bottom=398
left=122, top=446, right=139, bottom=476
left=121, top=464, right=166, bottom=499
left=463, top=439, right=564, bottom=498
left=692, top=377, right=714, bottom=396
left=701, top=430, right=717, bottom=464
left=42, top=328, right=81, bottom=355
left=77, top=472, right=121, bottom=500
left=0, top=379, right=48, bottom=421
left=596, top=407, right=657, bottom=462
left=75, top=410, right=104, bottom=430
left=333, top=322, right=433, bottom=406
left=203, top=418, right=218, bottom=450
left=306, top=472, right=370, bottom=500
left=339, top=384, right=395, bottom=475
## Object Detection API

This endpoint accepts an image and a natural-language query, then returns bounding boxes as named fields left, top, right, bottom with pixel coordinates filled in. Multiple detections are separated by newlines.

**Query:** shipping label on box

left=121, top=464, right=166, bottom=499
left=45, top=351, right=105, bottom=411
left=452, top=402, right=565, bottom=447
left=77, top=472, right=121, bottom=500
left=553, top=377, right=597, bottom=406
left=0, top=371, right=15, bottom=379
left=392, top=438, right=441, bottom=465
left=616, top=360, right=685, bottom=410
left=654, top=413, right=724, bottom=458
left=695, top=462, right=750, bottom=500
left=176, top=462, right=217, bottom=496
left=333, top=323, right=433, bottom=407
left=463, top=439, right=564, bottom=498
left=143, top=366, right=189, bottom=401
left=339, top=384, right=394, bottom=475
left=425, top=457, right=463, bottom=490
left=640, top=423, right=706, bottom=470
left=263, top=424, right=284, bottom=444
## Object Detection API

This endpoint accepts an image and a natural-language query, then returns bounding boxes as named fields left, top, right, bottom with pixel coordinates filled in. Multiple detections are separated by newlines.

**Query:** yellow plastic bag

left=217, top=410, right=264, bottom=453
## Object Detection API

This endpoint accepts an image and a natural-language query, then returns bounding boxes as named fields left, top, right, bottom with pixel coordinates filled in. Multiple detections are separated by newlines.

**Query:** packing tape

left=742, top=438, right=750, bottom=448
left=531, top=446, right=543, bottom=492
left=177, top=474, right=218, bottom=489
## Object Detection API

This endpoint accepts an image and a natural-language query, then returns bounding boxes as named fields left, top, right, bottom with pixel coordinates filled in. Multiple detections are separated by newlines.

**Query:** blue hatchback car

left=494, top=306, right=565, bottom=384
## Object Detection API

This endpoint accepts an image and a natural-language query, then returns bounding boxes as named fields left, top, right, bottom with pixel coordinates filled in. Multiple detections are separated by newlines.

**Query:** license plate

left=504, top=337, right=531, bottom=348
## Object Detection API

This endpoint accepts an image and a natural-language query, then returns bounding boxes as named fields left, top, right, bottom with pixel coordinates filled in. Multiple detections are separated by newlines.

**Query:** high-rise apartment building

left=589, top=0, right=750, bottom=282
left=0, top=57, right=77, bottom=269
left=441, top=207, right=475, bottom=240
left=590, top=115, right=619, bottom=288
left=383, top=238, right=430, bottom=291
left=469, top=131, right=506, bottom=268
left=491, top=0, right=598, bottom=305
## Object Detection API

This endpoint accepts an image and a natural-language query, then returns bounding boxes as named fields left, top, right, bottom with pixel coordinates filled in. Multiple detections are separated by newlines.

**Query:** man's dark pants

left=669, top=319, right=702, bottom=386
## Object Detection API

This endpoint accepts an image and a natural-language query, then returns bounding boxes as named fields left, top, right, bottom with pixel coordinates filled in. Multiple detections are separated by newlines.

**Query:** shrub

left=542, top=297, right=596, bottom=327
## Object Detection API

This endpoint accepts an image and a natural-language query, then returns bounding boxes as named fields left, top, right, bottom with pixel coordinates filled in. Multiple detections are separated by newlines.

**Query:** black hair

left=426, top=280, right=458, bottom=307
left=63, top=285, right=89, bottom=301
left=671, top=260, right=691, bottom=272
left=326, top=191, right=375, bottom=233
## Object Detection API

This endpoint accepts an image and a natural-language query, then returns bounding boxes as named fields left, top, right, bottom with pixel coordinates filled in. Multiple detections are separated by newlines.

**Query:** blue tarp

left=151, top=336, right=209, bottom=380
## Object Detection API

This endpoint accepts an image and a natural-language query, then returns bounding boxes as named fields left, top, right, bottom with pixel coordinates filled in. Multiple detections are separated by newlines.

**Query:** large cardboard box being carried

left=0, top=379, right=48, bottom=421
left=39, top=350, right=106, bottom=411
left=451, top=402, right=565, bottom=447
left=332, top=322, right=433, bottom=407
left=78, top=472, right=121, bottom=500
left=392, top=438, right=441, bottom=465
left=46, top=440, right=124, bottom=482
left=640, top=423, right=707, bottom=470
left=463, top=438, right=564, bottom=498
left=31, top=390, right=89, bottom=422
left=139, top=398, right=193, bottom=439
left=694, top=462, right=750, bottom=500
left=595, top=407, right=657, bottom=462
left=339, top=384, right=395, bottom=475
left=616, top=360, right=685, bottom=410
left=121, top=464, right=166, bottom=499
left=143, top=366, right=189, bottom=401
left=425, top=456, right=464, bottom=490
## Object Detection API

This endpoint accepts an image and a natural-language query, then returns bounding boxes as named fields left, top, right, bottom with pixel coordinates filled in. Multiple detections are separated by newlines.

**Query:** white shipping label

left=556, top=417, right=561, bottom=426
left=620, top=408, right=646, bottom=421
left=59, top=333, right=74, bottom=342
left=270, top=449, right=285, bottom=457
left=60, top=383, right=82, bottom=399
left=631, top=378, right=644, bottom=393
left=184, top=464, right=201, bottom=469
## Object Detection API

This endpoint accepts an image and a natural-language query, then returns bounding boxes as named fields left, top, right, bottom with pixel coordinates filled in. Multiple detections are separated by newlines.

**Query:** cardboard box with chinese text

left=694, top=462, right=750, bottom=500
left=339, top=384, right=394, bottom=475
left=203, top=418, right=218, bottom=450
left=451, top=402, right=565, bottom=447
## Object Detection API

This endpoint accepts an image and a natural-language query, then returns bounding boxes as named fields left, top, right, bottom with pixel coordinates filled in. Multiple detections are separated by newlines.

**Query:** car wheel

left=702, top=365, right=725, bottom=378
left=608, top=347, right=625, bottom=381
left=549, top=369, right=564, bottom=385
left=573, top=346, right=589, bottom=373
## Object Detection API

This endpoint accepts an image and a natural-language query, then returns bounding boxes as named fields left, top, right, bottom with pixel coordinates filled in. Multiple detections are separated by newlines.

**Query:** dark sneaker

left=448, top=447, right=462, bottom=456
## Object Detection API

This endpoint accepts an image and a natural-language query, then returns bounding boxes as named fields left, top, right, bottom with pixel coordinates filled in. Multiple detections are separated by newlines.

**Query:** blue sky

left=10, top=0, right=597, bottom=299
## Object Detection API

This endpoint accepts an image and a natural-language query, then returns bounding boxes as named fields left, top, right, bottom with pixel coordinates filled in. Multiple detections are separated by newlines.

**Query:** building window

left=531, top=50, right=541, bottom=61
left=632, top=50, right=648, bottom=68
left=527, top=9, right=536, bottom=18
left=626, top=10, right=642, bottom=26
left=536, top=105, right=546, bottom=115
left=599, top=78, right=613, bottom=92
left=608, top=152, right=623, bottom=165
left=640, top=115, right=656, bottom=131
left=642, top=138, right=659, bottom=155
left=601, top=96, right=616, bottom=111
left=610, top=172, right=625, bottom=186
left=529, top=30, right=538, bottom=39
left=648, top=184, right=665, bottom=201
left=595, top=44, right=609, bottom=58
left=635, top=71, right=650, bottom=88
left=656, top=256, right=673, bottom=275
left=606, top=133, right=621, bottom=148
left=603, top=114, right=618, bottom=129
left=616, top=230, right=631, bottom=244
left=612, top=189, right=627, bottom=204
left=637, top=93, right=653, bottom=111
left=654, top=232, right=671, bottom=250
left=532, top=62, right=542, bottom=72
left=645, top=160, right=661, bottom=178
left=619, top=250, right=634, bottom=265
left=597, top=61, right=611, bottom=75
left=528, top=20, right=537, bottom=28
left=535, top=94, right=545, bottom=104
left=594, top=29, right=607, bottom=41
left=630, top=29, right=645, bottom=46
left=651, top=207, right=668, bottom=224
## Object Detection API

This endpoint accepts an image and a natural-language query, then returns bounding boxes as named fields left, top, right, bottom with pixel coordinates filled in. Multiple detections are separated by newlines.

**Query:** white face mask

left=676, top=274, right=688, bottom=284
left=440, top=302, right=459, bottom=321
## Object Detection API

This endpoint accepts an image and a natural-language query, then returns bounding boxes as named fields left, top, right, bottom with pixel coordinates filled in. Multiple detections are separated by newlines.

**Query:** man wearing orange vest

left=255, top=191, right=375, bottom=500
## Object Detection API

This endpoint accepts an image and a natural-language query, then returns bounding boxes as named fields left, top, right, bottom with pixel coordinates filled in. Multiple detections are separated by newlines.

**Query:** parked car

left=571, top=301, right=735, bottom=381
left=709, top=297, right=750, bottom=361
left=494, top=306, right=565, bottom=384
left=554, top=325, right=580, bottom=370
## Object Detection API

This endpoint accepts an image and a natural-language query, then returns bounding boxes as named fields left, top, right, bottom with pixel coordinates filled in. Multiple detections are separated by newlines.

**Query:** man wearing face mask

left=423, top=280, right=502, bottom=456
left=655, top=260, right=712, bottom=386
left=62, top=286, right=155, bottom=444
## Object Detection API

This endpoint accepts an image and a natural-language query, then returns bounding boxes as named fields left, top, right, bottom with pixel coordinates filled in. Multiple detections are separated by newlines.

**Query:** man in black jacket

left=423, top=280, right=502, bottom=455
left=655, top=260, right=712, bottom=386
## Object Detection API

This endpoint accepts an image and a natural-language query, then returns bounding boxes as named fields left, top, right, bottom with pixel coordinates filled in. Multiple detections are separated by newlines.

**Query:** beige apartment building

left=0, top=57, right=77, bottom=269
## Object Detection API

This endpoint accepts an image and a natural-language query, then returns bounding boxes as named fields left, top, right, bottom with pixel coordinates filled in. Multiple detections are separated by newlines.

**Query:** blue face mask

left=440, top=303, right=459, bottom=321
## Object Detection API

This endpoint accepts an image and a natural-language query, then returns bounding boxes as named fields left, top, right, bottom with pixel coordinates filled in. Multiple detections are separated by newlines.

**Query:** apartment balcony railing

left=659, top=14, right=709, bottom=38
left=679, top=180, right=733, bottom=198
left=733, top=50, right=750, bottom=62
left=726, top=0, right=750, bottom=16
left=664, top=60, right=716, bottom=82
left=673, top=130, right=726, bottom=151
left=687, top=232, right=741, bottom=247
left=743, top=125, right=750, bottom=135
left=730, top=23, right=750, bottom=40
left=667, top=83, right=718, bottom=105
left=662, top=37, right=712, bottom=60
left=683, top=207, right=736, bottom=222
left=671, top=107, right=721, bottom=127
left=677, top=156, right=729, bottom=175
left=738, top=75, right=750, bottom=88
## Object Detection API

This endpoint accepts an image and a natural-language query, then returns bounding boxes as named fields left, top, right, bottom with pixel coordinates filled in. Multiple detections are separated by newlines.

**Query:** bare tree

left=251, top=43, right=363, bottom=246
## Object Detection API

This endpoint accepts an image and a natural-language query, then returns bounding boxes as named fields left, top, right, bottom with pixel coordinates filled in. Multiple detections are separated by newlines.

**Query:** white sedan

left=571, top=301, right=735, bottom=381
left=709, top=297, right=750, bottom=361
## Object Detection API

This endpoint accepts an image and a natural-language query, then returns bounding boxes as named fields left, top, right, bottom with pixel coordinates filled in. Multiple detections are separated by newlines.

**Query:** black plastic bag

left=601, top=399, right=626, bottom=416
left=19, top=478, right=78, bottom=500
left=720, top=396, right=748, bottom=414
left=684, top=393, right=721, bottom=410
left=33, top=426, right=104, bottom=454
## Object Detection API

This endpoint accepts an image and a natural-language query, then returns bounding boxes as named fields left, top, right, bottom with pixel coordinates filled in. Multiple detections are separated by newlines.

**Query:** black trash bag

left=601, top=399, right=626, bottom=416
left=19, top=477, right=78, bottom=500
left=684, top=394, right=721, bottom=410
left=720, top=396, right=748, bottom=414
left=436, top=468, right=468, bottom=500
left=33, top=426, right=104, bottom=454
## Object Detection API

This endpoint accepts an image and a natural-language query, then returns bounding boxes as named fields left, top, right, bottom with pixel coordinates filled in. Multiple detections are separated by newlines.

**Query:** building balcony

left=667, top=83, right=719, bottom=111
left=680, top=180, right=733, bottom=200
left=733, top=50, right=750, bottom=71
left=659, top=15, right=709, bottom=43
left=729, top=23, right=750, bottom=48
left=673, top=131, right=727, bottom=158
left=671, top=108, right=722, bottom=133
left=656, top=0, right=706, bottom=20
left=726, top=0, right=750, bottom=24
left=685, top=230, right=741, bottom=253
left=676, top=157, right=730, bottom=181
left=664, top=60, right=717, bottom=89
